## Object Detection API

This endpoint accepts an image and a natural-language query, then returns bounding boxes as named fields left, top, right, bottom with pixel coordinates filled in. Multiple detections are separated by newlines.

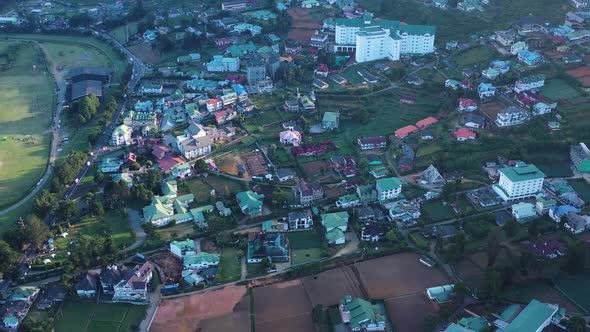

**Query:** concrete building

left=494, top=162, right=545, bottom=201
left=376, top=177, right=402, bottom=202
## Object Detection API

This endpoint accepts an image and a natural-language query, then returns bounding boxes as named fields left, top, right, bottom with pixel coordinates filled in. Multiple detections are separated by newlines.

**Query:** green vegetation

left=287, top=231, right=323, bottom=249
left=408, top=231, right=430, bottom=250
left=54, top=302, right=147, bottom=332
left=453, top=46, right=495, bottom=67
left=541, top=79, right=582, bottom=101
left=421, top=201, right=454, bottom=222
left=568, top=179, right=590, bottom=202
left=291, top=248, right=325, bottom=265
left=215, top=246, right=242, bottom=282
left=0, top=41, right=54, bottom=209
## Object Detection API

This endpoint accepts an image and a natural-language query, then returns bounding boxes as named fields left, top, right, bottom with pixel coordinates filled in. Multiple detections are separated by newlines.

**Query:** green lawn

left=203, top=176, right=246, bottom=197
left=541, top=79, right=582, bottom=101
left=0, top=41, right=54, bottom=209
left=453, top=46, right=495, bottom=67
left=286, top=231, right=323, bottom=249
left=215, top=246, right=242, bottom=283
left=553, top=273, right=590, bottom=314
left=291, top=248, right=325, bottom=265
left=156, top=222, right=196, bottom=241
left=55, top=302, right=147, bottom=332
left=185, top=178, right=212, bottom=202
left=568, top=179, right=590, bottom=202
left=103, top=209, right=135, bottom=248
left=109, top=21, right=140, bottom=44
left=421, top=200, right=455, bottom=222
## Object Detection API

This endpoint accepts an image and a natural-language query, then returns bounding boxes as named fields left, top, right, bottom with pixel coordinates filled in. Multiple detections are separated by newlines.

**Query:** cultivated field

left=0, top=41, right=54, bottom=210
left=287, top=8, right=322, bottom=45
left=503, top=279, right=583, bottom=314
left=301, top=266, right=365, bottom=306
left=479, top=100, right=507, bottom=121
left=541, top=79, right=582, bottom=101
left=215, top=152, right=241, bottom=176
left=355, top=252, right=450, bottom=299
left=253, top=280, right=314, bottom=332
left=567, top=66, right=590, bottom=87
left=54, top=302, right=146, bottom=332
left=386, top=294, right=438, bottom=332
left=151, top=285, right=249, bottom=332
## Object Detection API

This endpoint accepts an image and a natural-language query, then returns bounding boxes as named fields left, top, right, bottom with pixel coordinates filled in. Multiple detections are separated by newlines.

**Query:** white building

left=113, top=262, right=153, bottom=302
left=176, top=122, right=213, bottom=159
left=110, top=124, right=132, bottom=146
left=169, top=239, right=196, bottom=258
left=334, top=15, right=435, bottom=63
left=376, top=177, right=402, bottom=202
left=514, top=74, right=545, bottom=93
left=511, top=202, right=537, bottom=222
left=493, top=162, right=545, bottom=201
left=495, top=106, right=530, bottom=127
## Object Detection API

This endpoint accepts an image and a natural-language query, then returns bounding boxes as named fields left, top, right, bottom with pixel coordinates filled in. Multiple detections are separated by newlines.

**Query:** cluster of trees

left=0, top=43, right=21, bottom=71
left=71, top=94, right=101, bottom=124
left=51, top=151, right=88, bottom=193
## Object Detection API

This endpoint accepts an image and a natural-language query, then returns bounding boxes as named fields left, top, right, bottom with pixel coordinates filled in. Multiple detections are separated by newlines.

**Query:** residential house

left=478, top=82, right=496, bottom=99
left=336, top=194, right=361, bottom=208
left=279, top=129, right=302, bottom=145
left=510, top=41, right=528, bottom=55
left=140, top=82, right=163, bottom=94
left=205, top=98, right=223, bottom=112
left=237, top=191, right=265, bottom=216
left=422, top=225, right=457, bottom=239
left=532, top=102, right=555, bottom=116
left=206, top=55, right=240, bottom=72
left=356, top=184, right=378, bottom=204
left=113, top=262, right=153, bottom=302
left=493, top=162, right=545, bottom=201
left=445, top=79, right=460, bottom=90
left=495, top=106, right=530, bottom=127
left=276, top=168, right=296, bottom=182
left=463, top=113, right=485, bottom=128
left=216, top=201, right=233, bottom=217
left=36, top=286, right=66, bottom=310
left=494, top=30, right=517, bottom=46
left=321, top=212, right=349, bottom=245
left=214, top=109, right=238, bottom=124
left=361, top=223, right=390, bottom=242
left=183, top=252, right=220, bottom=270
left=100, top=157, right=123, bottom=173
left=110, top=125, right=132, bottom=146
left=514, top=74, right=545, bottom=93
left=247, top=232, right=289, bottom=263
left=75, top=272, right=98, bottom=298
left=518, top=50, right=543, bottom=66
left=288, top=210, right=313, bottom=229
left=295, top=180, right=324, bottom=205
left=511, top=202, right=537, bottom=223
left=0, top=302, right=28, bottom=330
left=376, top=177, right=402, bottom=202
left=535, top=197, right=556, bottom=215
left=458, top=98, right=478, bottom=112
left=176, top=124, right=213, bottom=160
left=339, top=295, right=386, bottom=331
left=310, top=32, right=330, bottom=49
left=358, top=136, right=387, bottom=150
left=169, top=239, right=196, bottom=258
left=454, top=127, right=477, bottom=141
left=395, top=125, right=418, bottom=139
left=322, top=112, right=340, bottom=130
left=99, top=265, right=125, bottom=295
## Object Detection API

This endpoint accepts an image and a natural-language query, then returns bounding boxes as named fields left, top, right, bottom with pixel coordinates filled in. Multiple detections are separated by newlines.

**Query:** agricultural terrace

left=54, top=302, right=146, bottom=332
left=1, top=33, right=128, bottom=82
left=0, top=41, right=54, bottom=210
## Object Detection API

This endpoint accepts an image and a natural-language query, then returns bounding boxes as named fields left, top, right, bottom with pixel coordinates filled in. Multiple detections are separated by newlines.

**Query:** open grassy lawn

left=541, top=79, right=582, bottom=101
left=0, top=41, right=54, bottom=209
left=215, top=246, right=242, bottom=283
left=553, top=273, right=590, bottom=314
left=156, top=222, right=196, bottom=241
left=242, top=109, right=284, bottom=132
left=421, top=200, right=455, bottom=222
left=453, top=46, right=495, bottom=67
left=104, top=209, right=135, bottom=248
left=55, top=302, right=147, bottom=332
left=1, top=33, right=128, bottom=82
left=204, top=175, right=247, bottom=197
left=568, top=179, right=590, bottom=202
left=109, top=21, right=140, bottom=44
left=185, top=178, right=212, bottom=202
left=287, top=231, right=323, bottom=249
left=291, top=247, right=325, bottom=265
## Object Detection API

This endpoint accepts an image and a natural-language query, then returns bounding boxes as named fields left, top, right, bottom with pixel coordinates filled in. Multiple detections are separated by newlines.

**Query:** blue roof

left=233, top=84, right=247, bottom=95
left=518, top=50, right=541, bottom=61
left=550, top=205, right=580, bottom=217
left=478, top=82, right=496, bottom=91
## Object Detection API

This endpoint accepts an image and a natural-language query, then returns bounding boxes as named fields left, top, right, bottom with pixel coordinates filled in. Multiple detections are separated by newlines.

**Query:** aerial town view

left=2, top=0, right=590, bottom=331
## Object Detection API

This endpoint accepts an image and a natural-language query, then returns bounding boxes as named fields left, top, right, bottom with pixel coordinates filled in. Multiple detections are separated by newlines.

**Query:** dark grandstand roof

left=71, top=80, right=103, bottom=100
left=66, top=67, right=112, bottom=79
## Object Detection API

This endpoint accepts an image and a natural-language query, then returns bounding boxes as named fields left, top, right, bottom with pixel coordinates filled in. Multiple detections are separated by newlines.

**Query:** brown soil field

left=566, top=66, right=590, bottom=78
left=454, top=256, right=486, bottom=291
left=128, top=43, right=160, bottom=64
left=253, top=280, right=314, bottom=332
left=301, top=266, right=365, bottom=306
left=480, top=100, right=507, bottom=121
left=301, top=159, right=329, bottom=178
left=576, top=75, right=590, bottom=87
left=355, top=252, right=450, bottom=299
left=288, top=29, right=316, bottom=45
left=151, top=285, right=248, bottom=332
left=386, top=294, right=438, bottom=332
left=288, top=8, right=322, bottom=29
left=215, top=152, right=241, bottom=176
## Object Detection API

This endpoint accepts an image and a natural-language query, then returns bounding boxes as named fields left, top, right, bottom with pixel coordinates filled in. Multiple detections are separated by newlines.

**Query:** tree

left=144, top=169, right=163, bottom=193
left=104, top=180, right=130, bottom=210
left=454, top=282, right=469, bottom=305
left=386, top=229, right=400, bottom=244
left=485, top=267, right=502, bottom=303
left=0, top=240, right=18, bottom=274
left=94, top=171, right=105, bottom=183
left=261, top=257, right=272, bottom=271
left=503, top=218, right=519, bottom=237
left=57, top=200, right=78, bottom=224
left=157, top=34, right=175, bottom=53
left=527, top=219, right=540, bottom=237
left=487, top=229, right=504, bottom=267
left=567, top=316, right=587, bottom=332
left=194, top=159, right=207, bottom=173
left=33, top=190, right=57, bottom=218
left=23, top=215, right=51, bottom=250
left=271, top=189, right=290, bottom=207
left=311, top=304, right=324, bottom=324
left=562, top=242, right=588, bottom=274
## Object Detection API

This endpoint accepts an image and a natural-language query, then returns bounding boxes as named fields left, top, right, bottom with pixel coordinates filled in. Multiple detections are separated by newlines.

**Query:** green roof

left=326, top=228, right=345, bottom=243
left=341, top=297, right=385, bottom=330
left=183, top=252, right=220, bottom=266
left=9, top=286, right=38, bottom=300
left=322, top=111, right=339, bottom=124
left=113, top=124, right=131, bottom=136
left=237, top=191, right=264, bottom=215
left=499, top=163, right=545, bottom=182
left=427, top=284, right=455, bottom=303
left=170, top=239, right=195, bottom=251
left=267, top=33, right=281, bottom=42
left=226, top=42, right=257, bottom=57
left=499, top=304, right=521, bottom=321
left=376, top=177, right=402, bottom=191
left=162, top=180, right=178, bottom=197
left=443, top=323, right=472, bottom=332
left=333, top=17, right=435, bottom=35
left=580, top=160, right=590, bottom=173
left=504, top=299, right=558, bottom=332
left=457, top=317, right=488, bottom=331
left=337, top=194, right=359, bottom=204
left=321, top=211, right=349, bottom=229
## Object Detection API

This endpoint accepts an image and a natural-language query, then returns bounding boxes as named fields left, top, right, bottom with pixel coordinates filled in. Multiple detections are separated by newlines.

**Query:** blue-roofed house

left=518, top=50, right=543, bottom=65
left=548, top=205, right=581, bottom=222
left=478, top=82, right=496, bottom=99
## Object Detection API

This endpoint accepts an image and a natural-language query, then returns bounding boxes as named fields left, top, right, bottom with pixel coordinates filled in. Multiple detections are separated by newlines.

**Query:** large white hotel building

left=334, top=14, right=436, bottom=63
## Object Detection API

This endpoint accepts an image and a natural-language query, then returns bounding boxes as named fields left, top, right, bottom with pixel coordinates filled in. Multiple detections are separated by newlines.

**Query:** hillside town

left=1, top=0, right=590, bottom=331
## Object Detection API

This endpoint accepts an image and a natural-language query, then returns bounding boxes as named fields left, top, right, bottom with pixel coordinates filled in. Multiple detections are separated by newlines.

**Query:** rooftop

left=500, top=163, right=545, bottom=182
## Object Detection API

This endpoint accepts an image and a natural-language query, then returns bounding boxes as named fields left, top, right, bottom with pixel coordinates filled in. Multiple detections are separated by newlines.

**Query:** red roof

left=206, top=98, right=222, bottom=105
left=454, top=127, right=476, bottom=140
left=316, top=63, right=329, bottom=72
left=459, top=98, right=477, bottom=108
left=158, top=153, right=185, bottom=172
left=416, top=117, right=438, bottom=129
left=395, top=125, right=418, bottom=138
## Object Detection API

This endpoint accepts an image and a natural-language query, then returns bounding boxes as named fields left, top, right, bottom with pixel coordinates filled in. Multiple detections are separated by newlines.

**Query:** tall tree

left=0, top=240, right=18, bottom=274
left=567, top=316, right=588, bottom=332
left=23, top=215, right=51, bottom=250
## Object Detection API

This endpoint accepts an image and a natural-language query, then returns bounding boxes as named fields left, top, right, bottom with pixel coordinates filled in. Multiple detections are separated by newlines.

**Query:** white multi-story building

left=110, top=124, right=132, bottom=146
left=334, top=14, right=435, bottom=63
left=113, top=262, right=153, bottom=302
left=493, top=162, right=545, bottom=201
left=495, top=106, right=530, bottom=127
left=514, top=74, right=545, bottom=93
left=375, top=177, right=402, bottom=202
left=176, top=122, right=213, bottom=159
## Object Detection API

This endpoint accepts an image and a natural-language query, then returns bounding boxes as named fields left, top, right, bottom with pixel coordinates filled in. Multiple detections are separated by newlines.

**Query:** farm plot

left=354, top=252, right=450, bottom=299
left=253, top=280, right=314, bottom=332
left=567, top=66, right=590, bottom=87
left=150, top=285, right=249, bottom=332
left=541, top=79, right=582, bottom=101
left=301, top=266, right=365, bottom=306
left=479, top=100, right=507, bottom=122
left=287, top=8, right=322, bottom=45
left=54, top=302, right=146, bottom=332
left=453, top=254, right=487, bottom=293
left=385, top=294, right=438, bottom=332
left=0, top=41, right=54, bottom=210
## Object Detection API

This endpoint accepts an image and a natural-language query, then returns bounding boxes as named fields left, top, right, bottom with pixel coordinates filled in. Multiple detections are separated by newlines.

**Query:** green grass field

left=421, top=200, right=455, bottom=222
left=541, top=79, right=582, bottom=101
left=287, top=231, right=323, bottom=249
left=41, top=42, right=113, bottom=76
left=553, top=274, right=590, bottom=314
left=109, top=22, right=140, bottom=44
left=0, top=41, right=54, bottom=209
left=291, top=248, right=325, bottom=265
left=55, top=302, right=147, bottom=332
left=453, top=46, right=495, bottom=67
left=568, top=179, right=590, bottom=202
left=215, top=246, right=242, bottom=283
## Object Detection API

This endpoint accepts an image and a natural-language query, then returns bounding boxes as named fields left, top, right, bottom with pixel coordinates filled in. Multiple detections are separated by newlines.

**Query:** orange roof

left=395, top=125, right=418, bottom=138
left=416, top=117, right=438, bottom=129
left=454, top=127, right=476, bottom=139
left=206, top=98, right=221, bottom=104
